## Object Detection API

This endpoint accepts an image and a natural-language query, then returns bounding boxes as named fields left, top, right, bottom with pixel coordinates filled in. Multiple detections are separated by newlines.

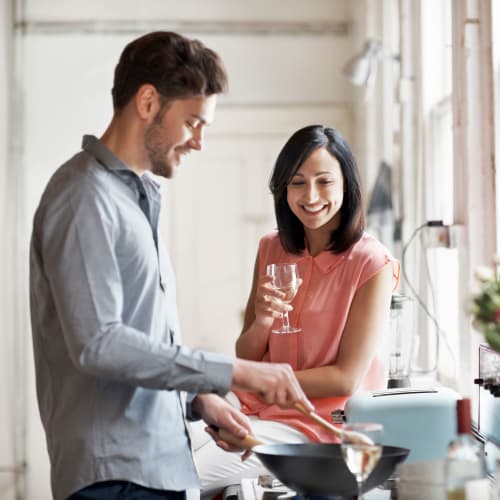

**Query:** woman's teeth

left=303, top=205, right=325, bottom=213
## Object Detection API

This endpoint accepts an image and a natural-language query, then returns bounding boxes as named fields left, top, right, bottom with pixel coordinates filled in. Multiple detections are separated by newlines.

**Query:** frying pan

left=251, top=442, right=409, bottom=497
left=218, top=429, right=409, bottom=497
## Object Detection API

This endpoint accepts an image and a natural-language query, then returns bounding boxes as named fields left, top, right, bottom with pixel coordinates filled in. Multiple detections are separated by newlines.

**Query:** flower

left=471, top=257, right=500, bottom=352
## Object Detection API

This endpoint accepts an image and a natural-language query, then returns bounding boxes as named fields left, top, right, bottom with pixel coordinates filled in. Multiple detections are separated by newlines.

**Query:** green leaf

left=485, top=327, right=500, bottom=353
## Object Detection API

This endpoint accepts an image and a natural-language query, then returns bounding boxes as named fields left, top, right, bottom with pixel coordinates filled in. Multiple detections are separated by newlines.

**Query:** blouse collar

left=284, top=245, right=349, bottom=274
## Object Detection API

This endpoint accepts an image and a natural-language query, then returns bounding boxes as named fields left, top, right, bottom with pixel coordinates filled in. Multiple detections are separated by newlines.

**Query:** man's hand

left=191, top=393, right=253, bottom=457
left=231, top=358, right=314, bottom=411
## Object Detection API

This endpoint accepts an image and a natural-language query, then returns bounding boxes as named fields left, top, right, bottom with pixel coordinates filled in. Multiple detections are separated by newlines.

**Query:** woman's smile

left=302, top=203, right=328, bottom=214
left=287, top=147, right=344, bottom=232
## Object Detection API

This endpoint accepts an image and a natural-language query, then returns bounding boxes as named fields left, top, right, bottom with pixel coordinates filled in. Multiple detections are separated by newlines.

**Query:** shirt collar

left=284, top=245, right=347, bottom=274
left=81, top=135, right=161, bottom=194
left=82, top=134, right=132, bottom=174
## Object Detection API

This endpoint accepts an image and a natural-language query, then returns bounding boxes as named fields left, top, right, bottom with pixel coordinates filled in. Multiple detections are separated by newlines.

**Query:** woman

left=193, top=125, right=399, bottom=497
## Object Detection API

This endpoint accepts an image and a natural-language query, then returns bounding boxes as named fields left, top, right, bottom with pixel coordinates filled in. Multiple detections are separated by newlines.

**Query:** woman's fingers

left=255, top=277, right=292, bottom=317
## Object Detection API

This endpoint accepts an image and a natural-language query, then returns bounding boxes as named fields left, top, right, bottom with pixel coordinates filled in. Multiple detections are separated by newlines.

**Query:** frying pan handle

left=217, top=428, right=264, bottom=450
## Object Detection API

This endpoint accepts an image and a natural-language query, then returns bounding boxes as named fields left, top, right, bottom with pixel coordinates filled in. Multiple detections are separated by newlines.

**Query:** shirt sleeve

left=353, top=234, right=400, bottom=291
left=31, top=170, right=233, bottom=395
left=185, top=392, right=202, bottom=421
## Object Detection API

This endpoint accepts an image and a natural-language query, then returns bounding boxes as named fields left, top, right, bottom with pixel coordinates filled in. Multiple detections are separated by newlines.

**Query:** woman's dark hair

left=111, top=31, right=228, bottom=110
left=269, top=125, right=365, bottom=254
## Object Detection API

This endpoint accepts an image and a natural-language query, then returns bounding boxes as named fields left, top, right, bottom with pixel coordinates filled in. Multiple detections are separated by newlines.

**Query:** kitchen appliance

left=474, top=344, right=500, bottom=482
left=475, top=344, right=500, bottom=446
left=344, top=386, right=461, bottom=463
left=387, top=293, right=414, bottom=388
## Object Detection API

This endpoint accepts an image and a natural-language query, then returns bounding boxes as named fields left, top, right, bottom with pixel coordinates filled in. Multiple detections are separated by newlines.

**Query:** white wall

left=23, top=0, right=351, bottom=23
left=348, top=0, right=400, bottom=208
left=1, top=1, right=365, bottom=499
left=0, top=1, right=19, bottom=499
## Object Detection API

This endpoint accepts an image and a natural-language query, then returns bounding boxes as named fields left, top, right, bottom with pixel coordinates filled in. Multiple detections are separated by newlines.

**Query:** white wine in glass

left=341, top=422, right=383, bottom=499
left=266, top=263, right=301, bottom=334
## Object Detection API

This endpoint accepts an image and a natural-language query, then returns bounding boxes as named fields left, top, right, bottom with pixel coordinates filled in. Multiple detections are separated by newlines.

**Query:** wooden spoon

left=217, top=427, right=264, bottom=450
left=215, top=405, right=374, bottom=450
left=293, top=402, right=374, bottom=445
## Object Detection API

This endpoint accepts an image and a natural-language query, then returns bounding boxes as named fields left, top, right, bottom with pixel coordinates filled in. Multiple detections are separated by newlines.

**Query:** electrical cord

left=401, top=221, right=454, bottom=376
left=401, top=223, right=438, bottom=374
left=421, top=236, right=458, bottom=378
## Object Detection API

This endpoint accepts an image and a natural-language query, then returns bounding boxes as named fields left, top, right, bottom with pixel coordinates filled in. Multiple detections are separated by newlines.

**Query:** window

left=408, top=0, right=497, bottom=398
left=403, top=0, right=457, bottom=385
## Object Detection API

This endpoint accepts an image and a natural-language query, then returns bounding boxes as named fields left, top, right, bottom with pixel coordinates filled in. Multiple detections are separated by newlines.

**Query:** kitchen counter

left=232, top=477, right=392, bottom=500
left=230, top=473, right=496, bottom=500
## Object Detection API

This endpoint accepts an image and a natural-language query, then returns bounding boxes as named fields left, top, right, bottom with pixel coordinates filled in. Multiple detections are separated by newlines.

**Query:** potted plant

left=471, top=258, right=500, bottom=352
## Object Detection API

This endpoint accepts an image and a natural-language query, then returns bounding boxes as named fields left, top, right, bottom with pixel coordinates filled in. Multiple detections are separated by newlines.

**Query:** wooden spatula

left=215, top=404, right=373, bottom=449
left=294, top=402, right=374, bottom=445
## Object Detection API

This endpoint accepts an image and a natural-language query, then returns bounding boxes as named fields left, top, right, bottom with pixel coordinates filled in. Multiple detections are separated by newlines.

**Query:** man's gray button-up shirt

left=29, top=135, right=234, bottom=500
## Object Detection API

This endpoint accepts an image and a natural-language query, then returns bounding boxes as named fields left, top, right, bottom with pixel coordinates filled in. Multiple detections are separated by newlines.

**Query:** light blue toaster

left=344, top=387, right=461, bottom=463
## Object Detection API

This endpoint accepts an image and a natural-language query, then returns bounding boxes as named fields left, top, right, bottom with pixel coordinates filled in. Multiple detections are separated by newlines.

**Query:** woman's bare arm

left=294, top=263, right=394, bottom=398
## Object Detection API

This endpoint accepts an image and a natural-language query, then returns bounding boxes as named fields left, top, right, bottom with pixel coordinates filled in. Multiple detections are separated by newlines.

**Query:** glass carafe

left=387, top=294, right=414, bottom=388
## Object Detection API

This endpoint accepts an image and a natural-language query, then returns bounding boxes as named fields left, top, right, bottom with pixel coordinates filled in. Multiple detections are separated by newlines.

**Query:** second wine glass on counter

left=266, top=263, right=301, bottom=334
left=341, top=422, right=383, bottom=500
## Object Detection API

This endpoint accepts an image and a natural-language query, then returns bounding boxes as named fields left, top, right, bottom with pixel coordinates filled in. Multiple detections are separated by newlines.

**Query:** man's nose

left=187, top=127, right=203, bottom=151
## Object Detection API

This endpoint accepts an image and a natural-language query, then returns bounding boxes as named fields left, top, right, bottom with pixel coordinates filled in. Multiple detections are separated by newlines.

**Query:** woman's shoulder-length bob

left=269, top=124, right=365, bottom=254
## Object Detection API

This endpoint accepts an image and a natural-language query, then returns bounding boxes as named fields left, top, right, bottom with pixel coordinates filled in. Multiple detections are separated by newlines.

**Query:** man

left=29, top=31, right=311, bottom=500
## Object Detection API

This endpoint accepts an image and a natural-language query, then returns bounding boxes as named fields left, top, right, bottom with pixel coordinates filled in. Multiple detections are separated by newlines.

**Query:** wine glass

left=266, top=263, right=301, bottom=334
left=341, top=422, right=383, bottom=499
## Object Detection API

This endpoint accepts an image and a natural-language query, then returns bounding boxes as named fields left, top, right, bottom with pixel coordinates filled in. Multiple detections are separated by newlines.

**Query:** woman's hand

left=253, top=274, right=297, bottom=328
left=236, top=253, right=301, bottom=361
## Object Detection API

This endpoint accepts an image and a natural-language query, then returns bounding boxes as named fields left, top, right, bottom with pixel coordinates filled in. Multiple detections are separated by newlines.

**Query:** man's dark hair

left=269, top=125, right=365, bottom=254
left=112, top=31, right=228, bottom=110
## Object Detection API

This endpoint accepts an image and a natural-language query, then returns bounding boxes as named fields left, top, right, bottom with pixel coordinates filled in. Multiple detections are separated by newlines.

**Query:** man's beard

left=144, top=109, right=175, bottom=178
left=150, top=154, right=173, bottom=178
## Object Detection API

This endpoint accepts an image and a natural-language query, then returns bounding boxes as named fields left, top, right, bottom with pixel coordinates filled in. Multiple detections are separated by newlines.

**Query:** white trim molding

left=452, top=0, right=496, bottom=395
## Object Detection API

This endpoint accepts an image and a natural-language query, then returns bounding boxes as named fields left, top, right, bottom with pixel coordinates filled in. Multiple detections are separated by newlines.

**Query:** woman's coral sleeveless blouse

left=235, top=230, right=400, bottom=443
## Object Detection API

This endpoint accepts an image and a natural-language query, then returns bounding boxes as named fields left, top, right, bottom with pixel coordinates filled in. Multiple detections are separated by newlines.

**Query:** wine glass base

left=272, top=326, right=302, bottom=334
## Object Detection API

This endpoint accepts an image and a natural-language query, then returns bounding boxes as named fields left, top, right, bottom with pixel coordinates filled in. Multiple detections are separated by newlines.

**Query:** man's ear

left=135, top=84, right=160, bottom=120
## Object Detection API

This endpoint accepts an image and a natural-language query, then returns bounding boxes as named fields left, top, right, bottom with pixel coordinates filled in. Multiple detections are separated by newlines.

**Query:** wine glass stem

left=282, top=310, right=291, bottom=330
left=357, top=479, right=363, bottom=499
